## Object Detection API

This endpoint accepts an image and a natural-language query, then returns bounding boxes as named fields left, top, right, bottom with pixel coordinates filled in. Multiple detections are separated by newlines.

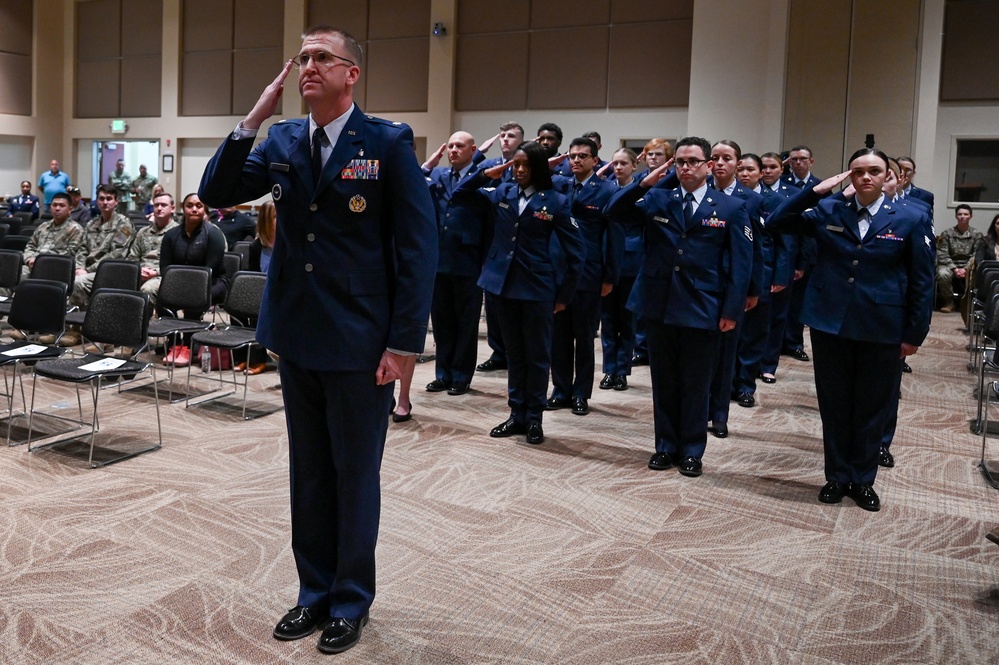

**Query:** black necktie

left=683, top=192, right=695, bottom=223
left=312, top=127, right=326, bottom=186
left=572, top=182, right=582, bottom=203
left=449, top=169, right=459, bottom=193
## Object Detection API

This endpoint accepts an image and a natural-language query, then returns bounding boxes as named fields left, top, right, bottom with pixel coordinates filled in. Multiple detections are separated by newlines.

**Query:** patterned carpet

left=1, top=311, right=998, bottom=664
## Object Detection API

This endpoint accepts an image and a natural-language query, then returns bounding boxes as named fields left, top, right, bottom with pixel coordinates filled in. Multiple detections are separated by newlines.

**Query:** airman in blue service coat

left=604, top=136, right=753, bottom=478
left=199, top=26, right=437, bottom=655
left=455, top=141, right=585, bottom=445
left=548, top=137, right=619, bottom=415
left=422, top=131, right=489, bottom=395
left=767, top=148, right=934, bottom=512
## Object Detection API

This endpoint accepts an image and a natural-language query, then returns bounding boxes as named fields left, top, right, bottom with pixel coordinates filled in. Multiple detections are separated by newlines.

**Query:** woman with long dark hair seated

left=160, top=193, right=229, bottom=366
left=454, top=141, right=585, bottom=444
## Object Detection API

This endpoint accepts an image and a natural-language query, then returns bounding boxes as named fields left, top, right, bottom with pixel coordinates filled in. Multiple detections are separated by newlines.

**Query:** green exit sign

left=110, top=119, right=127, bottom=134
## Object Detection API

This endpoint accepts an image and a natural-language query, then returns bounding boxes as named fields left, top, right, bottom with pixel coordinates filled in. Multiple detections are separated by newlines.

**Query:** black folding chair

left=27, top=289, right=162, bottom=467
left=185, top=272, right=278, bottom=419
left=0, top=279, right=68, bottom=445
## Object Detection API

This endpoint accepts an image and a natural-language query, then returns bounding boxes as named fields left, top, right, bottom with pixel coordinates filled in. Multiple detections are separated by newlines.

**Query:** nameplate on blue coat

left=653, top=216, right=669, bottom=224
left=499, top=202, right=510, bottom=209
left=269, top=163, right=290, bottom=172
left=341, top=159, right=380, bottom=180
left=825, top=225, right=844, bottom=233
left=701, top=218, right=726, bottom=228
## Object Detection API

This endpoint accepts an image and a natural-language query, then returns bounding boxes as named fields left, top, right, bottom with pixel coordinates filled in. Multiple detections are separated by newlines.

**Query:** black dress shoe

left=273, top=606, right=325, bottom=641
left=392, top=408, right=412, bottom=423
left=787, top=348, right=810, bottom=362
left=425, top=379, right=448, bottom=392
left=571, top=397, right=589, bottom=415
left=632, top=351, right=649, bottom=366
left=648, top=452, right=672, bottom=470
left=708, top=422, right=728, bottom=438
left=476, top=358, right=507, bottom=372
left=677, top=456, right=703, bottom=477
left=759, top=373, right=777, bottom=384
left=818, top=481, right=846, bottom=504
left=490, top=418, right=526, bottom=438
left=901, top=362, right=912, bottom=373
left=736, top=392, right=755, bottom=408
left=317, top=613, right=369, bottom=654
left=846, top=483, right=881, bottom=512
left=526, top=421, right=545, bottom=444
left=599, top=374, right=615, bottom=390
left=613, top=375, right=628, bottom=391
left=879, top=446, right=895, bottom=468
left=546, top=396, right=571, bottom=410
left=447, top=383, right=470, bottom=396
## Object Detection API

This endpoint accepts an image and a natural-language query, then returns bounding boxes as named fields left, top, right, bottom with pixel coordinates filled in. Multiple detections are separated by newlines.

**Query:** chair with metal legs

left=0, top=279, right=68, bottom=444
left=27, top=289, right=162, bottom=468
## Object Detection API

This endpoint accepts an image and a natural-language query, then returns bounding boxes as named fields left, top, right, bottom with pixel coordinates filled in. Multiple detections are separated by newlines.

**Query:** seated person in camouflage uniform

left=937, top=204, right=982, bottom=316
left=128, top=191, right=178, bottom=309
left=63, top=184, right=135, bottom=346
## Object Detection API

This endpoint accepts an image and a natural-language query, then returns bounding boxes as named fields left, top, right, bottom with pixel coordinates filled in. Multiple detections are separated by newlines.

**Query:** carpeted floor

left=1, top=311, right=998, bottom=664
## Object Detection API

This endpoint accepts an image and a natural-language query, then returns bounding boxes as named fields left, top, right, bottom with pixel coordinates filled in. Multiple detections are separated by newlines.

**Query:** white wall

left=0, top=136, right=34, bottom=200
left=934, top=104, right=999, bottom=232
left=687, top=0, right=789, bottom=153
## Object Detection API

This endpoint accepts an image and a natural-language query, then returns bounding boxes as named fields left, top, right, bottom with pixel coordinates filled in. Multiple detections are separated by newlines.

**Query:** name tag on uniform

left=825, top=224, right=844, bottom=233
left=341, top=159, right=380, bottom=180
left=702, top=218, right=726, bottom=228
left=653, top=216, right=669, bottom=224
left=499, top=202, right=510, bottom=209
left=269, top=163, right=291, bottom=172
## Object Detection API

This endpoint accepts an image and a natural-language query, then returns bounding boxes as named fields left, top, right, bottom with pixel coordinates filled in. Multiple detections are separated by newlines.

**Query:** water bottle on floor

left=201, top=345, right=211, bottom=373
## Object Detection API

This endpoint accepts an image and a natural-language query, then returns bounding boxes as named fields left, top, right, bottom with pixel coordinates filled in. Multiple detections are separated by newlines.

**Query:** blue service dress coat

left=198, top=107, right=437, bottom=371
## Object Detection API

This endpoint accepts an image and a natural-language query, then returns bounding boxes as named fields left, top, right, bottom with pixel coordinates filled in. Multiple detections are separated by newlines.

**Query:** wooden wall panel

left=183, top=0, right=232, bottom=52
left=181, top=51, right=232, bottom=116
left=528, top=27, right=608, bottom=110
left=609, top=20, right=691, bottom=108
left=233, top=48, right=284, bottom=115
left=122, top=0, right=163, bottom=56
left=369, top=0, right=430, bottom=39
left=940, top=0, right=999, bottom=101
left=235, top=0, right=284, bottom=49
left=307, top=0, right=369, bottom=40
left=454, top=32, right=529, bottom=111
left=77, top=0, right=121, bottom=60
left=76, top=59, right=120, bottom=118
left=531, top=0, right=609, bottom=29
left=121, top=55, right=162, bottom=117
left=0, top=52, right=31, bottom=115
left=783, top=0, right=851, bottom=175
left=365, top=38, right=429, bottom=113
left=0, top=0, right=33, bottom=55
left=457, top=0, right=530, bottom=34
left=610, top=0, right=693, bottom=23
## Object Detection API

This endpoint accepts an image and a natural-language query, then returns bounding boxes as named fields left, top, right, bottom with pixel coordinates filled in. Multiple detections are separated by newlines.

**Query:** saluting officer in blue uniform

left=199, top=26, right=437, bottom=654
left=456, top=141, right=585, bottom=445
left=767, top=148, right=934, bottom=512
left=605, top=136, right=753, bottom=477
left=422, top=131, right=488, bottom=396
left=548, top=137, right=619, bottom=415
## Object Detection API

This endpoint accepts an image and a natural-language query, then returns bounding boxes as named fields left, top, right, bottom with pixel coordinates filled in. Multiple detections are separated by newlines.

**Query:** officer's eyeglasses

left=292, top=51, right=356, bottom=70
left=674, top=158, right=707, bottom=169
left=567, top=153, right=593, bottom=161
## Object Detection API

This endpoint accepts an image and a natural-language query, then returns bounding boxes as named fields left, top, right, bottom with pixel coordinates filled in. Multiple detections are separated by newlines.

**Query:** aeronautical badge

left=349, top=195, right=367, bottom=213
left=272, top=183, right=282, bottom=201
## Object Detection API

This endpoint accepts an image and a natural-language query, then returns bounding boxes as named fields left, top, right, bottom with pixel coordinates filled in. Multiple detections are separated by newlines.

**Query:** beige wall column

left=687, top=0, right=789, bottom=154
